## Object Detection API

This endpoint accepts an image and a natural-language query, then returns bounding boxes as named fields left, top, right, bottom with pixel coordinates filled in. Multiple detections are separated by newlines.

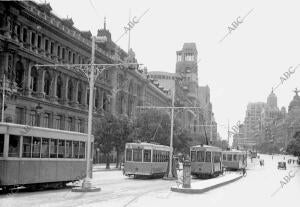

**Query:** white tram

left=190, top=145, right=223, bottom=178
left=222, top=150, right=247, bottom=170
left=0, top=122, right=93, bottom=191
left=124, top=142, right=171, bottom=178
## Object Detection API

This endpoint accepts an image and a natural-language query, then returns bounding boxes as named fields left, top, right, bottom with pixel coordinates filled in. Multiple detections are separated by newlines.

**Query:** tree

left=131, top=109, right=192, bottom=154
left=114, top=115, right=133, bottom=168
left=286, top=131, right=300, bottom=157
left=94, top=113, right=119, bottom=169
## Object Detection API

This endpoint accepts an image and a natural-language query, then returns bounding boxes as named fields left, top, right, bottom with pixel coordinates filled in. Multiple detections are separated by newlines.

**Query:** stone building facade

left=0, top=1, right=170, bottom=135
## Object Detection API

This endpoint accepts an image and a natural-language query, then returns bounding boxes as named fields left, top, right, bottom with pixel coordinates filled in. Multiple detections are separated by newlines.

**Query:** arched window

left=30, top=66, right=38, bottom=92
left=103, top=92, right=109, bottom=111
left=15, top=61, right=24, bottom=88
left=127, top=81, right=134, bottom=116
left=95, top=88, right=99, bottom=108
left=44, top=70, right=51, bottom=95
left=77, top=82, right=82, bottom=104
left=117, top=93, right=124, bottom=114
left=67, top=79, right=73, bottom=101
left=56, top=75, right=62, bottom=99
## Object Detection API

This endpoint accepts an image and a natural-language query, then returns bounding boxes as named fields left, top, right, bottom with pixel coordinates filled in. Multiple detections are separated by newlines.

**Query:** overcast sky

left=40, top=0, right=300, bottom=143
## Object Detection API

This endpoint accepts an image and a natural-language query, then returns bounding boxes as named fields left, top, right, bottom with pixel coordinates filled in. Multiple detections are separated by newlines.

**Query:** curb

left=171, top=175, right=243, bottom=194
left=93, top=168, right=122, bottom=172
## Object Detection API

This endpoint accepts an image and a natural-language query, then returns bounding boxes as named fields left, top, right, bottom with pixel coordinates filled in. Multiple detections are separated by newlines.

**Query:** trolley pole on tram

left=35, top=36, right=141, bottom=192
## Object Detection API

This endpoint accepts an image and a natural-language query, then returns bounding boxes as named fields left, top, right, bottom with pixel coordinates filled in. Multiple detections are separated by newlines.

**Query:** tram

left=123, top=142, right=171, bottom=178
left=222, top=150, right=247, bottom=170
left=0, top=122, right=93, bottom=191
left=190, top=145, right=222, bottom=178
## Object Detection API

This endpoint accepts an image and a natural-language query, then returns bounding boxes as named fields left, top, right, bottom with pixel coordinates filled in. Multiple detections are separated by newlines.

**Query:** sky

left=39, top=0, right=300, bottom=142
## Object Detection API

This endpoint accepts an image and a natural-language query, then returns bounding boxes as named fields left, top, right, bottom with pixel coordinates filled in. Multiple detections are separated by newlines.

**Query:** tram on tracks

left=123, top=142, right=171, bottom=178
left=0, top=122, right=93, bottom=191
left=190, top=145, right=223, bottom=178
left=222, top=150, right=247, bottom=170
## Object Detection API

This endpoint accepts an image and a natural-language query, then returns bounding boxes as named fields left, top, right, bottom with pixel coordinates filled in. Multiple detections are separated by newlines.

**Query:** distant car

left=278, top=162, right=287, bottom=170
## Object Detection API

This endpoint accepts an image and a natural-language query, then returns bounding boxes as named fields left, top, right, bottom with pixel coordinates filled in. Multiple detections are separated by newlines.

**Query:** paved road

left=0, top=154, right=299, bottom=207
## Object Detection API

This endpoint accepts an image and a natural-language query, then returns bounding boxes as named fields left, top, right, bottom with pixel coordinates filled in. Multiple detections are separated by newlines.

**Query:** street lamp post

left=167, top=90, right=175, bottom=178
left=1, top=74, right=5, bottom=122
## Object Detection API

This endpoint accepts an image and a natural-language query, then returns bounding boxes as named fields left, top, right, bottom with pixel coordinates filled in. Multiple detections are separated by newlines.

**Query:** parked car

left=277, top=161, right=287, bottom=170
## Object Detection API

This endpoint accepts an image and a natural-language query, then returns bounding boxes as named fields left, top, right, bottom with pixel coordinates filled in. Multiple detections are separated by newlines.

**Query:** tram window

left=166, top=152, right=169, bottom=162
left=190, top=151, right=196, bottom=162
left=205, top=151, right=211, bottom=163
left=126, top=149, right=132, bottom=161
left=197, top=151, right=205, bottom=162
left=152, top=150, right=157, bottom=162
left=73, top=141, right=79, bottom=158
left=41, top=138, right=49, bottom=158
left=233, top=154, right=237, bottom=161
left=214, top=153, right=220, bottom=163
left=32, top=137, right=41, bottom=158
left=223, top=154, right=226, bottom=161
left=50, top=139, right=58, bottom=158
left=0, top=134, right=4, bottom=157
left=143, top=149, right=151, bottom=162
left=228, top=154, right=232, bottom=161
left=8, top=135, right=20, bottom=157
left=22, top=136, right=32, bottom=157
left=58, top=140, right=65, bottom=158
left=133, top=149, right=142, bottom=162
left=66, top=141, right=72, bottom=158
left=79, top=142, right=85, bottom=159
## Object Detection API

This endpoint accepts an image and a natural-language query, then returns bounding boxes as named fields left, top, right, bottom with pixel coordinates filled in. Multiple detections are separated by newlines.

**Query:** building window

left=44, top=71, right=51, bottom=96
left=66, top=117, right=72, bottom=131
left=72, top=53, right=76, bottom=64
left=68, top=51, right=71, bottom=62
left=31, top=32, right=36, bottom=46
left=29, top=111, right=36, bottom=126
left=37, top=35, right=41, bottom=48
left=15, top=61, right=24, bottom=88
left=62, top=48, right=65, bottom=59
left=95, top=89, right=99, bottom=109
left=77, top=119, right=83, bottom=133
left=67, top=79, right=73, bottom=101
left=56, top=76, right=63, bottom=99
left=45, top=39, right=49, bottom=52
left=43, top=113, right=50, bottom=128
left=50, top=42, right=54, bottom=54
left=55, top=115, right=62, bottom=129
left=23, top=28, right=28, bottom=43
left=57, top=45, right=61, bottom=58
left=16, top=107, right=25, bottom=124
left=30, top=66, right=38, bottom=92
left=86, top=89, right=90, bottom=105
left=77, top=83, right=82, bottom=104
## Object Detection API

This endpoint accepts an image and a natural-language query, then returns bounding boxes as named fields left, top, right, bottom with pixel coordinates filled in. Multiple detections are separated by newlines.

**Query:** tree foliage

left=131, top=109, right=192, bottom=153
left=286, top=131, right=300, bottom=157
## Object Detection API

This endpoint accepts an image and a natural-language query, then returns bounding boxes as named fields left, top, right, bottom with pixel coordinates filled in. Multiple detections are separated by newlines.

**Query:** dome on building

left=288, top=88, right=300, bottom=112
left=281, top=106, right=286, bottom=114
left=267, top=89, right=277, bottom=109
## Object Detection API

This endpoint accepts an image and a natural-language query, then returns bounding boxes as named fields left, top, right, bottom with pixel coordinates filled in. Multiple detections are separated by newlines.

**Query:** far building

left=149, top=43, right=217, bottom=145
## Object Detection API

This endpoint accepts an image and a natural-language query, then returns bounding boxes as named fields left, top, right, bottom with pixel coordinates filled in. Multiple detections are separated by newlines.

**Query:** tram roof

left=125, top=142, right=171, bottom=150
left=190, top=145, right=222, bottom=152
left=222, top=149, right=246, bottom=154
left=0, top=122, right=92, bottom=141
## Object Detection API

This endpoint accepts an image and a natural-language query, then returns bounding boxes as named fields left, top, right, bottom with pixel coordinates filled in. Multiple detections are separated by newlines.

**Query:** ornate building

left=0, top=1, right=170, bottom=135
left=149, top=43, right=217, bottom=145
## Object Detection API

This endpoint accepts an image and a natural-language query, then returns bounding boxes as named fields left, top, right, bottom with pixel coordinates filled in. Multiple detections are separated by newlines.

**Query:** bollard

left=182, top=160, right=191, bottom=188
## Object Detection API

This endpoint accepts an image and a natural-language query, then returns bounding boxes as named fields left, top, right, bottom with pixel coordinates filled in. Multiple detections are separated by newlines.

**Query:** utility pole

left=1, top=74, right=5, bottom=122
left=36, top=36, right=141, bottom=192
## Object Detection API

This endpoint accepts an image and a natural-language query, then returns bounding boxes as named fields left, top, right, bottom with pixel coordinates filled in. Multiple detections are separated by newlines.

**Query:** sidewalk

left=171, top=172, right=243, bottom=194
left=93, top=163, right=122, bottom=172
